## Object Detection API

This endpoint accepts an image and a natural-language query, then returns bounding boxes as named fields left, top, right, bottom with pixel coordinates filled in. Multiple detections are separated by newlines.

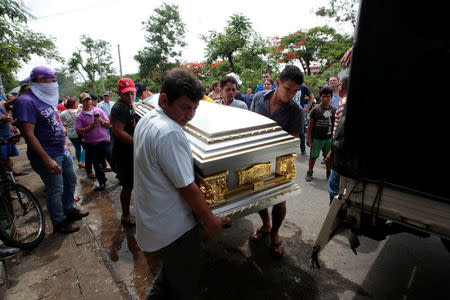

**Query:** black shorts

left=112, top=148, right=133, bottom=188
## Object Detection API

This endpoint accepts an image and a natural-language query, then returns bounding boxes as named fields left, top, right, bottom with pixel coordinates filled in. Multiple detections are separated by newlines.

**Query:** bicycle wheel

left=0, top=184, right=46, bottom=250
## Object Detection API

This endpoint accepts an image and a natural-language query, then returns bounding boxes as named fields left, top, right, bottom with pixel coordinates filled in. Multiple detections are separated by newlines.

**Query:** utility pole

left=117, top=44, right=123, bottom=77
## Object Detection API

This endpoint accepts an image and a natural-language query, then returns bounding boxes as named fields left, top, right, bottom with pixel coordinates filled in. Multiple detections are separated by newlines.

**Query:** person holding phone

left=75, top=92, right=113, bottom=191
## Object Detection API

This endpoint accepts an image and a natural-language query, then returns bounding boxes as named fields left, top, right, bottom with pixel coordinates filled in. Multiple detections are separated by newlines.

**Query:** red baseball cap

left=117, top=78, right=136, bottom=93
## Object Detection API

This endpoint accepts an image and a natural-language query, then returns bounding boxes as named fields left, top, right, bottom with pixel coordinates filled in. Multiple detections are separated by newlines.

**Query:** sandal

left=271, top=241, right=284, bottom=257
left=250, top=229, right=270, bottom=241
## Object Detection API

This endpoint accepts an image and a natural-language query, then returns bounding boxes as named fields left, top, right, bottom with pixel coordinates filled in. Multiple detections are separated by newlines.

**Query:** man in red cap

left=110, top=78, right=138, bottom=225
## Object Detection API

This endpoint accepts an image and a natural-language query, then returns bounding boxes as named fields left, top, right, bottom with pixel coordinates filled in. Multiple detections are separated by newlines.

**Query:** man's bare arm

left=305, top=92, right=315, bottom=112
left=179, top=182, right=229, bottom=235
left=111, top=121, right=133, bottom=144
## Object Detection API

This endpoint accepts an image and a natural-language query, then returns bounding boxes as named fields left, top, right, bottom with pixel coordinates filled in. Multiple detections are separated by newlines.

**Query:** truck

left=311, top=0, right=450, bottom=268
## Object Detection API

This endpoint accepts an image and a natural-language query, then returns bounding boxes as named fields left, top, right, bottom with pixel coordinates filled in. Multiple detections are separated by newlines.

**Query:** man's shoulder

left=16, top=92, right=36, bottom=104
left=15, top=93, right=39, bottom=117
left=287, top=99, right=303, bottom=112
left=93, top=107, right=105, bottom=114
left=75, top=110, right=85, bottom=119
left=310, top=104, right=322, bottom=114
left=330, top=104, right=337, bottom=112
left=338, top=97, right=347, bottom=106
left=253, top=90, right=271, bottom=102
left=300, top=84, right=311, bottom=94
left=111, top=100, right=128, bottom=111
left=139, top=110, right=182, bottom=139
left=233, top=99, right=248, bottom=108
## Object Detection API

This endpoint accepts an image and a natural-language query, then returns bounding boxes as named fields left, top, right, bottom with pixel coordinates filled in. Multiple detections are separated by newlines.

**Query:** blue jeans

left=299, top=104, right=309, bottom=154
left=328, top=169, right=340, bottom=205
left=69, top=137, right=85, bottom=163
left=29, top=151, right=77, bottom=225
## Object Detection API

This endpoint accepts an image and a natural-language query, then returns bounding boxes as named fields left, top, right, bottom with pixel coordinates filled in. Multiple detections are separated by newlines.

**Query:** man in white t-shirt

left=215, top=75, right=248, bottom=109
left=134, top=70, right=229, bottom=299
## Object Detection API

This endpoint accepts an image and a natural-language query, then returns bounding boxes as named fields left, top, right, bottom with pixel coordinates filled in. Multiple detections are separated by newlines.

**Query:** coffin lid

left=135, top=94, right=298, bottom=165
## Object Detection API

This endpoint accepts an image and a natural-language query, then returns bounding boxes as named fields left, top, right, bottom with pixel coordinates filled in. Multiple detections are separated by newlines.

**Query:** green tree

left=67, top=35, right=115, bottom=94
left=271, top=26, right=352, bottom=75
left=315, top=0, right=359, bottom=30
left=202, top=14, right=267, bottom=74
left=134, top=2, right=186, bottom=81
left=0, top=0, right=62, bottom=92
left=54, top=67, right=77, bottom=97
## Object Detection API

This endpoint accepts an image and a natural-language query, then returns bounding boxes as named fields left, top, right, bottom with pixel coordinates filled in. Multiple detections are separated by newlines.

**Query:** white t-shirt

left=60, top=109, right=78, bottom=139
left=134, top=105, right=196, bottom=252
left=217, top=98, right=248, bottom=110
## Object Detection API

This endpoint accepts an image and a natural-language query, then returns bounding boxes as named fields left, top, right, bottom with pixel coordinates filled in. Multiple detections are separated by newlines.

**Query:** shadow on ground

left=198, top=218, right=368, bottom=300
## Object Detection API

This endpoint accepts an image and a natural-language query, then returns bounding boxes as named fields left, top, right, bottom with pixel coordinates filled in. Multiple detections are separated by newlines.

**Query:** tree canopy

left=134, top=2, right=186, bottom=81
left=271, top=26, right=353, bottom=76
left=202, top=14, right=268, bottom=74
left=315, top=0, right=359, bottom=30
left=0, top=0, right=62, bottom=92
left=67, top=35, right=114, bottom=94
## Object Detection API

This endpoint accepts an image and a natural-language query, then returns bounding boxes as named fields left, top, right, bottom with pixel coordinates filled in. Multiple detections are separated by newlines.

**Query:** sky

left=18, top=0, right=333, bottom=81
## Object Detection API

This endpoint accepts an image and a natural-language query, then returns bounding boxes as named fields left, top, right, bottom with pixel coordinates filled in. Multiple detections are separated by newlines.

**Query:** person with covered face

left=15, top=66, right=89, bottom=234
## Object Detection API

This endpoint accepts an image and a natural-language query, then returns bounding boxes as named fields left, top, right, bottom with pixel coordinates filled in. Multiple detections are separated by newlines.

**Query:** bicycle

left=0, top=134, right=45, bottom=250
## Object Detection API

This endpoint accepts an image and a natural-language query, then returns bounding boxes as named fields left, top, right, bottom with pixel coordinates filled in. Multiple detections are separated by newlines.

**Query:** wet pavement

left=2, top=140, right=450, bottom=299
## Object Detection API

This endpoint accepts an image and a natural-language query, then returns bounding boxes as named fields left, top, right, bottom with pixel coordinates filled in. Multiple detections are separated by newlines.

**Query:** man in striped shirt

left=327, top=76, right=348, bottom=204
left=332, top=76, right=349, bottom=137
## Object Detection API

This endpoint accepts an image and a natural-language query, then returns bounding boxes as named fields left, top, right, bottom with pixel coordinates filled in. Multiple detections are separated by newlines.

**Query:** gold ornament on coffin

left=196, top=154, right=298, bottom=207
left=276, top=154, right=298, bottom=179
left=196, top=171, right=229, bottom=206
left=236, top=163, right=272, bottom=186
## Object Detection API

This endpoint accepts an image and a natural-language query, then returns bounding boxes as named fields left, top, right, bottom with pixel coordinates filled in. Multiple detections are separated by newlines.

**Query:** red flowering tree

left=271, top=26, right=352, bottom=75
left=170, top=61, right=224, bottom=82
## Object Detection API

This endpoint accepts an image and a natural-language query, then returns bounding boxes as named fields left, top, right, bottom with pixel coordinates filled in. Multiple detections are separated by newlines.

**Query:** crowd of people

left=0, top=58, right=350, bottom=297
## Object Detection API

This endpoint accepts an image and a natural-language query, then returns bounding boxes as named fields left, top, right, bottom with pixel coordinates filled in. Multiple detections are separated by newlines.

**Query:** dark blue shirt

left=297, top=84, right=312, bottom=107
left=235, top=92, right=252, bottom=109
left=251, top=90, right=304, bottom=135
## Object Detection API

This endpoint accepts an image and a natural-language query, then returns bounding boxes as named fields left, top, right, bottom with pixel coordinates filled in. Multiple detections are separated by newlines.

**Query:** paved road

left=89, top=153, right=450, bottom=299
left=5, top=140, right=449, bottom=299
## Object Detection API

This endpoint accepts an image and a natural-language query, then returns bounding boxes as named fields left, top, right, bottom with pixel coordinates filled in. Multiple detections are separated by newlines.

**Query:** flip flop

left=250, top=229, right=270, bottom=241
left=271, top=241, right=284, bottom=257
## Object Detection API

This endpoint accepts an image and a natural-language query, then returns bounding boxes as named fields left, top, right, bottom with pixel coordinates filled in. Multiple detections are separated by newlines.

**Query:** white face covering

left=30, top=82, right=60, bottom=107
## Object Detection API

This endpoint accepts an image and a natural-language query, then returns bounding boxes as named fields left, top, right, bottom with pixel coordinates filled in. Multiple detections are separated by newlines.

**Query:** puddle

left=75, top=169, right=158, bottom=299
